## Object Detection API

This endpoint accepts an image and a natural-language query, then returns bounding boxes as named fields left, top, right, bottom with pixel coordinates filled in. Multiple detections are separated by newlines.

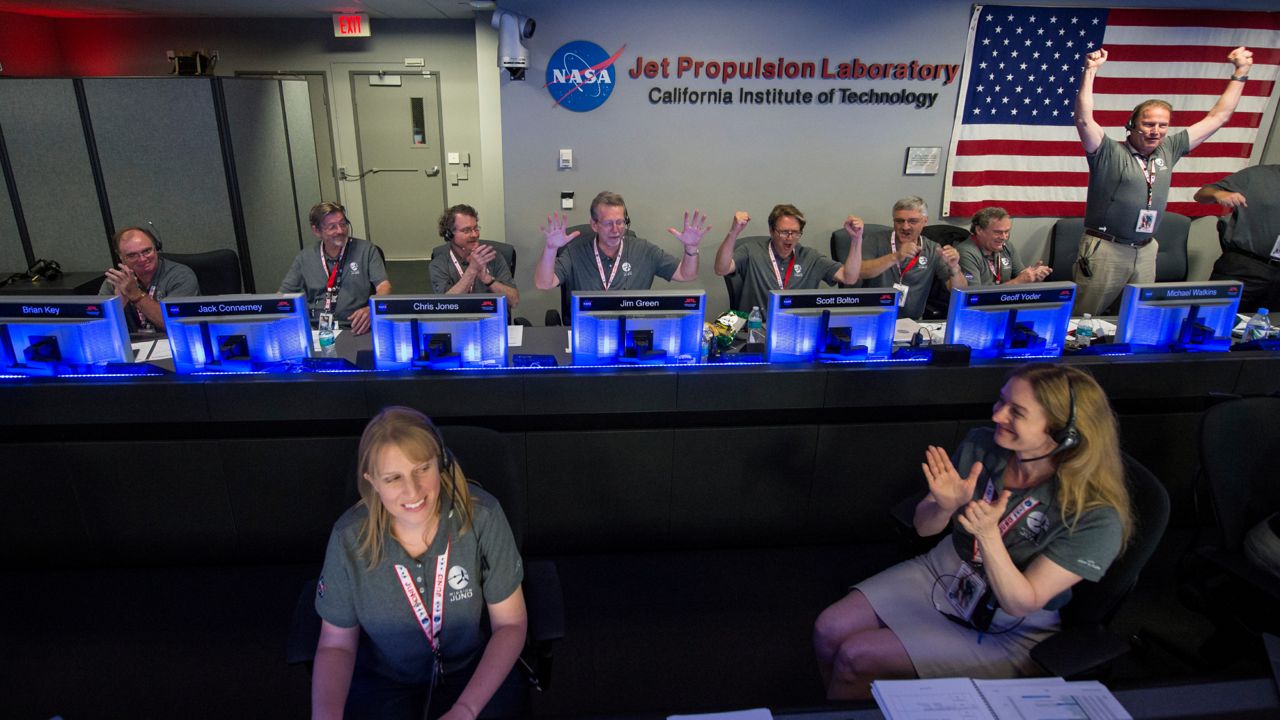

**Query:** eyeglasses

left=454, top=225, right=481, bottom=235
left=774, top=230, right=803, bottom=239
left=123, top=246, right=157, bottom=262
left=319, top=220, right=350, bottom=232
left=595, top=219, right=629, bottom=230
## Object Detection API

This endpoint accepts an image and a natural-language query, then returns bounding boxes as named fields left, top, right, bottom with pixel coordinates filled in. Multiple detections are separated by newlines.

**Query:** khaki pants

left=1072, top=234, right=1158, bottom=316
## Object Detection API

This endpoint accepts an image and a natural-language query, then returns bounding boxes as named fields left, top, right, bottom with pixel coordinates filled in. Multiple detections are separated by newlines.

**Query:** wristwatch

left=1230, top=74, right=1248, bottom=82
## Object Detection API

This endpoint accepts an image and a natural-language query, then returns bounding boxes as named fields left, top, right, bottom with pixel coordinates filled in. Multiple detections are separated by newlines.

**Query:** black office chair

left=1047, top=218, right=1084, bottom=284
left=921, top=223, right=970, bottom=247
left=286, top=426, right=565, bottom=708
left=830, top=223, right=891, bottom=288
left=163, top=249, right=242, bottom=295
left=888, top=452, right=1170, bottom=679
left=1154, top=212, right=1190, bottom=283
left=920, top=224, right=971, bottom=319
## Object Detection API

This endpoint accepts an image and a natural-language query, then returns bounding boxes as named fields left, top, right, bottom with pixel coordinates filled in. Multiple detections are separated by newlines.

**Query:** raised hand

left=104, top=263, right=142, bottom=302
left=956, top=489, right=1012, bottom=543
left=540, top=212, right=580, bottom=250
left=467, top=244, right=498, bottom=283
left=1083, top=48, right=1107, bottom=71
left=730, top=211, right=750, bottom=235
left=940, top=243, right=962, bottom=271
left=668, top=209, right=711, bottom=250
left=844, top=215, right=864, bottom=246
left=1228, top=47, right=1253, bottom=73
left=921, top=445, right=983, bottom=514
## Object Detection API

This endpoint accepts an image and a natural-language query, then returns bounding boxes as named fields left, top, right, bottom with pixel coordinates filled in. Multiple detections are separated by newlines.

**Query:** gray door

left=350, top=71, right=446, bottom=260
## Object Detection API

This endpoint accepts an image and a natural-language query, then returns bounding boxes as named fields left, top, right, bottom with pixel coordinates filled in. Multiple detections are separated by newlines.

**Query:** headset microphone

left=1018, top=378, right=1080, bottom=463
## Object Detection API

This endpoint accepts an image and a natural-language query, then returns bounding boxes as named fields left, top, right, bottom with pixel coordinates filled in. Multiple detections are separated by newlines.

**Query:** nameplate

left=1138, top=284, right=1241, bottom=302
left=777, top=291, right=897, bottom=310
left=164, top=298, right=297, bottom=318
left=963, top=286, right=1074, bottom=307
left=0, top=300, right=110, bottom=319
left=576, top=295, right=703, bottom=313
left=374, top=297, right=500, bottom=316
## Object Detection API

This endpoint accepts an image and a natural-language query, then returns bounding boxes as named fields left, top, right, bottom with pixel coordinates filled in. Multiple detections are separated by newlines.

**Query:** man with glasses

left=535, top=191, right=708, bottom=292
left=860, top=196, right=965, bottom=320
left=99, top=226, right=199, bottom=332
left=957, top=206, right=1051, bottom=287
left=280, top=201, right=391, bottom=335
left=429, top=204, right=519, bottom=309
left=713, top=204, right=864, bottom=317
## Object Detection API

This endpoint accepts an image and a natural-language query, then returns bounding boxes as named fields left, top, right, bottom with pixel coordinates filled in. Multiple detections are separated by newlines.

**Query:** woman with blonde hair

left=814, top=363, right=1131, bottom=699
left=312, top=406, right=526, bottom=719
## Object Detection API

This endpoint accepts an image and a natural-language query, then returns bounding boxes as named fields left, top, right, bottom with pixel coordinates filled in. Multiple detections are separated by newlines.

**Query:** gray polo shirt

left=1207, top=164, right=1280, bottom=258
left=553, top=234, right=680, bottom=291
left=957, top=237, right=1026, bottom=286
left=316, top=486, right=523, bottom=684
left=1084, top=130, right=1190, bottom=244
left=98, top=257, right=200, bottom=332
left=860, top=229, right=951, bottom=320
left=279, top=237, right=388, bottom=322
left=731, top=237, right=841, bottom=316
left=428, top=246, right=516, bottom=294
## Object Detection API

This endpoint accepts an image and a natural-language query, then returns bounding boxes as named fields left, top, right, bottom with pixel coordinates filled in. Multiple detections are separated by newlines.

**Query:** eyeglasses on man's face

left=123, top=246, right=157, bottom=262
left=594, top=219, right=628, bottom=230
left=774, top=229, right=803, bottom=239
left=319, top=219, right=351, bottom=232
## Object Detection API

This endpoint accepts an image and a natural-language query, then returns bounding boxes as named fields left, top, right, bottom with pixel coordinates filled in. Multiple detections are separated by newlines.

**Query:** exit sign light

left=333, top=14, right=370, bottom=37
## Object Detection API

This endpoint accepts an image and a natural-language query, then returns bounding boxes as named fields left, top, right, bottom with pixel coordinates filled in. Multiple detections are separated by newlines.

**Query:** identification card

left=1270, top=235, right=1280, bottom=260
left=945, top=561, right=989, bottom=621
left=318, top=312, right=335, bottom=332
left=893, top=283, right=910, bottom=308
left=1135, top=209, right=1158, bottom=234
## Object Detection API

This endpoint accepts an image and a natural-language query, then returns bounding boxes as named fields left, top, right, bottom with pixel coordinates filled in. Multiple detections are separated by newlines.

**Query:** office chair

left=920, top=224, right=971, bottom=319
left=921, top=223, right=970, bottom=247
left=1153, top=212, right=1190, bottom=283
left=163, top=249, right=242, bottom=295
left=1047, top=218, right=1084, bottom=284
left=830, top=223, right=890, bottom=288
left=286, top=426, right=565, bottom=705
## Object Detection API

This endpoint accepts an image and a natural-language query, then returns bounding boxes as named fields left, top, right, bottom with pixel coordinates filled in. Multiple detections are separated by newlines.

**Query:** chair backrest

left=830, top=223, right=892, bottom=264
left=1060, top=453, right=1170, bottom=627
left=1047, top=218, right=1084, bottom=283
left=441, top=425, right=526, bottom=551
left=163, top=249, right=242, bottom=295
left=921, top=223, right=970, bottom=247
left=1199, top=396, right=1280, bottom=552
left=1154, top=212, right=1190, bottom=282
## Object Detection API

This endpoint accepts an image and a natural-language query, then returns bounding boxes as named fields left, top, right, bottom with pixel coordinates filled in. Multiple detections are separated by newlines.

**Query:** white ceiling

left=0, top=0, right=491, bottom=19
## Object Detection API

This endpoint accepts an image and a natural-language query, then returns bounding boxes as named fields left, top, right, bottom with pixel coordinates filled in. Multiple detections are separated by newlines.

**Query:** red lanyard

left=985, top=254, right=1002, bottom=284
left=1132, top=151, right=1156, bottom=210
left=890, top=232, right=921, bottom=280
left=767, top=244, right=797, bottom=288
left=593, top=238, right=624, bottom=290
left=321, top=240, right=350, bottom=293
left=395, top=538, right=451, bottom=655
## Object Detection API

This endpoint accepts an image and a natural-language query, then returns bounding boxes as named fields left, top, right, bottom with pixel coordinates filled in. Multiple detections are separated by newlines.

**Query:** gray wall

left=497, top=0, right=1280, bottom=321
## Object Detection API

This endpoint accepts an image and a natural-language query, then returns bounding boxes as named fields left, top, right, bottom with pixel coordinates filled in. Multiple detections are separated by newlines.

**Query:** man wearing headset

left=99, top=226, right=199, bottom=332
left=1072, top=46, right=1253, bottom=315
left=429, top=204, right=519, bottom=309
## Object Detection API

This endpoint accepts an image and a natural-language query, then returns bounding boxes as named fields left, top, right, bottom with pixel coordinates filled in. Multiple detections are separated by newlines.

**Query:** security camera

left=491, top=9, right=535, bottom=80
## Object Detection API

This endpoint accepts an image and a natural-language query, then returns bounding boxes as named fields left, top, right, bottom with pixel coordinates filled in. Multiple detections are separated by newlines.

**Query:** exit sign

left=333, top=13, right=370, bottom=37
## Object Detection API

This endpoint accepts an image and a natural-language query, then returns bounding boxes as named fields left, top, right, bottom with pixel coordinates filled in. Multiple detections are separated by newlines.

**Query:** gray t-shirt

left=98, top=257, right=201, bottom=332
left=860, top=229, right=952, bottom=320
left=948, top=428, right=1123, bottom=594
left=315, top=486, right=523, bottom=684
left=279, top=237, right=389, bottom=322
left=1207, top=164, right=1280, bottom=258
left=956, top=237, right=1027, bottom=287
left=428, top=246, right=516, bottom=295
left=1084, top=130, right=1190, bottom=244
left=731, top=237, right=841, bottom=316
left=553, top=234, right=680, bottom=291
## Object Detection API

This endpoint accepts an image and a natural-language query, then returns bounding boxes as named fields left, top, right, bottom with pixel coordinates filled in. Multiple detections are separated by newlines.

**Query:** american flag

left=942, top=6, right=1280, bottom=219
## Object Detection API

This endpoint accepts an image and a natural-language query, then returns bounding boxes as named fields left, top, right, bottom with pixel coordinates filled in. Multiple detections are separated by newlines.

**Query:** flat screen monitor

left=766, top=288, right=899, bottom=362
left=161, top=294, right=312, bottom=373
left=0, top=294, right=134, bottom=376
left=570, top=290, right=706, bottom=365
left=1115, top=281, right=1242, bottom=353
left=944, top=282, right=1077, bottom=359
left=369, top=294, right=508, bottom=370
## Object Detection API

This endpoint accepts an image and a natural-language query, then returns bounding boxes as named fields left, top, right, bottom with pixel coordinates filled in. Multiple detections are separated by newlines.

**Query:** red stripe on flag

left=949, top=171, right=1239, bottom=188
left=945, top=200, right=1222, bottom=219
left=1103, top=45, right=1280, bottom=65
left=1106, top=9, right=1280, bottom=31
left=1093, top=110, right=1262, bottom=129
left=1095, top=77, right=1274, bottom=97
left=955, top=139, right=1254, bottom=158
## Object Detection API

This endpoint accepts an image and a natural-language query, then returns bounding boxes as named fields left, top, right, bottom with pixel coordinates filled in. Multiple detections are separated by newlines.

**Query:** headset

left=1021, top=377, right=1080, bottom=462
left=422, top=418, right=463, bottom=514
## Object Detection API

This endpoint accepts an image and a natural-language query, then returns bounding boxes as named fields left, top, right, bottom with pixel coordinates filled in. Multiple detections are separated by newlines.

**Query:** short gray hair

left=893, top=196, right=929, bottom=218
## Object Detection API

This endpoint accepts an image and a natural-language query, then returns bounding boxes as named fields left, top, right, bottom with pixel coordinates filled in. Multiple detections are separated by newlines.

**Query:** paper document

left=131, top=339, right=173, bottom=362
left=873, top=677, right=1131, bottom=720
left=895, top=318, right=946, bottom=344
left=667, top=709, right=772, bottom=720
left=507, top=324, right=524, bottom=347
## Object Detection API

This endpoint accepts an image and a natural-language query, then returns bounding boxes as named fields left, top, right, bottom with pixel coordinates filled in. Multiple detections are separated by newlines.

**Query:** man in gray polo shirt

left=1195, top=164, right=1280, bottom=313
left=280, top=201, right=391, bottom=335
left=428, top=204, right=519, bottom=309
left=859, top=196, right=966, bottom=320
left=99, top=226, right=200, bottom=332
left=713, top=204, right=863, bottom=316
left=1073, top=45, right=1254, bottom=315
left=534, top=191, right=709, bottom=292
left=957, top=207, right=1051, bottom=287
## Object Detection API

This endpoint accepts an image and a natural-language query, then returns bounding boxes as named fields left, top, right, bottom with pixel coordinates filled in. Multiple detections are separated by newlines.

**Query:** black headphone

left=423, top=419, right=461, bottom=513
left=1021, top=378, right=1080, bottom=462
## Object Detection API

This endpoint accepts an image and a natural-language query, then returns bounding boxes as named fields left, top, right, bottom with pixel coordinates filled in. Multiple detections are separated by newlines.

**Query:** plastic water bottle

left=317, top=314, right=337, bottom=356
left=1076, top=313, right=1096, bottom=347
left=1242, top=307, right=1272, bottom=342
left=747, top=306, right=765, bottom=344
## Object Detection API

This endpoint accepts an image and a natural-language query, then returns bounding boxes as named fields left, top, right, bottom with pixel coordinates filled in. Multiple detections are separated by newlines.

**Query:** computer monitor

left=945, top=282, right=1077, bottom=359
left=369, top=294, right=508, bottom=370
left=1115, top=281, right=1243, bottom=353
left=161, top=294, right=313, bottom=373
left=570, top=290, right=706, bottom=365
left=765, top=288, right=900, bottom=362
left=0, top=294, right=134, bottom=376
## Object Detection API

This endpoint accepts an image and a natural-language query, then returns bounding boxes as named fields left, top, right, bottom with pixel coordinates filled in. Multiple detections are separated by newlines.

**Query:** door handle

left=425, top=166, right=441, bottom=177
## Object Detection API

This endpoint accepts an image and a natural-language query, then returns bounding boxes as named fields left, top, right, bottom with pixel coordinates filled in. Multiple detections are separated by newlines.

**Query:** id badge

left=893, top=283, right=910, bottom=308
left=318, top=312, right=335, bottom=332
left=1270, top=235, right=1280, bottom=261
left=945, top=561, right=989, bottom=621
left=1135, top=209, right=1158, bottom=234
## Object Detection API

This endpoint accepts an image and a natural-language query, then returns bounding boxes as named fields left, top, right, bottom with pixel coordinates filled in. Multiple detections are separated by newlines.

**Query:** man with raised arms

left=1072, top=46, right=1253, bottom=315
left=535, top=191, right=709, bottom=292
left=713, top=204, right=863, bottom=316
left=859, top=196, right=966, bottom=320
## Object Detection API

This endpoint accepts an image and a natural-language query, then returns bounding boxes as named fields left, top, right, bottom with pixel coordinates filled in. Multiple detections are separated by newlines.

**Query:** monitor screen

left=0, top=295, right=134, bottom=376
left=766, top=288, right=899, bottom=362
left=161, top=294, right=312, bottom=373
left=369, top=294, right=508, bottom=370
left=945, top=282, right=1077, bottom=359
left=1115, top=281, right=1242, bottom=352
left=570, top=290, right=706, bottom=365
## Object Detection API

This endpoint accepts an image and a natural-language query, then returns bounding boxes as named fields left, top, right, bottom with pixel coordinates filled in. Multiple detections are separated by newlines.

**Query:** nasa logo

left=545, top=41, right=623, bottom=112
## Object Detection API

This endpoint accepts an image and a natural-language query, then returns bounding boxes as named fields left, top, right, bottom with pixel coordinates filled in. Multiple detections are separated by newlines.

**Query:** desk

left=0, top=270, right=103, bottom=295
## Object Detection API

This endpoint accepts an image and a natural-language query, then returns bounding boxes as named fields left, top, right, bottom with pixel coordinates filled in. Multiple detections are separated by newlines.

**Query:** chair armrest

left=1031, top=624, right=1130, bottom=678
